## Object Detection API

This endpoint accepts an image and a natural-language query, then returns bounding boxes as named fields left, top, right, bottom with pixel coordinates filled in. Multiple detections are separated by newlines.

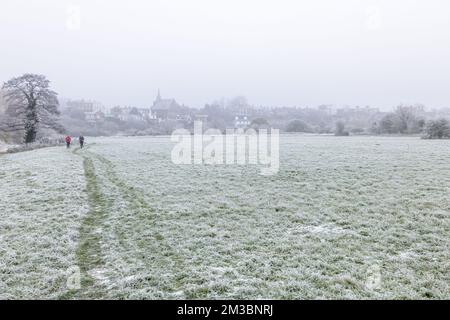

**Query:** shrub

left=286, top=120, right=312, bottom=133
left=423, top=119, right=450, bottom=139
left=335, top=121, right=349, bottom=136
left=379, top=113, right=400, bottom=134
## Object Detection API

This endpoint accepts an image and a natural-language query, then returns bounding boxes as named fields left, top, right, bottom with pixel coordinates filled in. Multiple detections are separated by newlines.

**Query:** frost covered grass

left=1, top=136, right=449, bottom=299
left=0, top=146, right=88, bottom=299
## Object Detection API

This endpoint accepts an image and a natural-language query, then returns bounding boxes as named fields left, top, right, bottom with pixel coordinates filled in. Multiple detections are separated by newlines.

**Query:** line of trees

left=376, top=105, right=426, bottom=134
left=2, top=73, right=450, bottom=143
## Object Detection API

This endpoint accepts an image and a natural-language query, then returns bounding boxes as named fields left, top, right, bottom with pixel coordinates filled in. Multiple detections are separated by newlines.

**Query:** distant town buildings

left=59, top=92, right=450, bottom=135
left=234, top=114, right=250, bottom=129
left=151, top=90, right=192, bottom=122
left=63, top=91, right=194, bottom=125
left=335, top=106, right=380, bottom=117
left=109, top=106, right=153, bottom=122
left=63, top=99, right=107, bottom=123
left=234, top=106, right=251, bottom=129
left=66, top=99, right=104, bottom=113
left=85, top=111, right=106, bottom=123
left=151, top=90, right=177, bottom=120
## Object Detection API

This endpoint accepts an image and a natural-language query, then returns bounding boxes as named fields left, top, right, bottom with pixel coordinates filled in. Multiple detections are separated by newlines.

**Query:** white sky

left=1, top=0, right=450, bottom=109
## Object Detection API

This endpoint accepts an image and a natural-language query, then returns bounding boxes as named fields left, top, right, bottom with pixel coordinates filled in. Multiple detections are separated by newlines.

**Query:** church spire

left=156, top=89, right=161, bottom=102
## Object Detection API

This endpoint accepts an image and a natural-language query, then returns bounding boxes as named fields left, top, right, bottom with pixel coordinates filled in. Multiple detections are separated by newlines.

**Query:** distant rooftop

left=152, top=90, right=179, bottom=111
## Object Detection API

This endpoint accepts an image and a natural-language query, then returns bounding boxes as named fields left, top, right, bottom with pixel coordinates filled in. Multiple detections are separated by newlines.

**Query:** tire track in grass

left=62, top=146, right=110, bottom=299
left=69, top=144, right=191, bottom=297
left=65, top=145, right=165, bottom=298
left=86, top=150, right=189, bottom=297
left=90, top=152, right=155, bottom=215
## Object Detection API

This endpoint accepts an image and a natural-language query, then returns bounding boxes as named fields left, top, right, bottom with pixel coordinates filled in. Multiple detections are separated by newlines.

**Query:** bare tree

left=2, top=74, right=60, bottom=143
left=394, top=105, right=418, bottom=134
left=379, top=113, right=400, bottom=134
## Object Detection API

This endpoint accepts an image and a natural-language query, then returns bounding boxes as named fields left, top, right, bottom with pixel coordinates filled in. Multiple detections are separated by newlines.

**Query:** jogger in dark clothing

left=79, top=135, right=85, bottom=149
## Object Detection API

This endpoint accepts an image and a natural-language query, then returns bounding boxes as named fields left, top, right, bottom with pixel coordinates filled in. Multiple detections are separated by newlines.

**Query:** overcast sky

left=1, top=0, right=450, bottom=109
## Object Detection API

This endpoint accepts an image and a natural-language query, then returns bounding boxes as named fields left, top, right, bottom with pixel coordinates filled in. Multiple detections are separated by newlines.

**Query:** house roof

left=152, top=99, right=177, bottom=111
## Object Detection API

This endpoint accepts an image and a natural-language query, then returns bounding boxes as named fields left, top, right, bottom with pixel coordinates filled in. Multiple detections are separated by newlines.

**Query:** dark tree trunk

left=24, top=102, right=38, bottom=144
left=24, top=124, right=37, bottom=143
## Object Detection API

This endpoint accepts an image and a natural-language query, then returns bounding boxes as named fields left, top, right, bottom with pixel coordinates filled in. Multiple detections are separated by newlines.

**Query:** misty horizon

left=58, top=93, right=444, bottom=112
left=2, top=0, right=450, bottom=110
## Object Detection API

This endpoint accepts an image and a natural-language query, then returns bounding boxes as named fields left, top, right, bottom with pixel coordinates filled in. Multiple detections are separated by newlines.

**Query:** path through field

left=1, top=136, right=449, bottom=299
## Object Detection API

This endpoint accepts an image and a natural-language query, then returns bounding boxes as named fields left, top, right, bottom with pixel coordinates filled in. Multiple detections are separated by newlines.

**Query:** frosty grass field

left=0, top=135, right=449, bottom=299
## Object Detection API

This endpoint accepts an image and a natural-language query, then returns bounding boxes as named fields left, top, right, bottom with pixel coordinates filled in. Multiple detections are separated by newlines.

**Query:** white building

left=66, top=99, right=105, bottom=113
left=234, top=106, right=251, bottom=128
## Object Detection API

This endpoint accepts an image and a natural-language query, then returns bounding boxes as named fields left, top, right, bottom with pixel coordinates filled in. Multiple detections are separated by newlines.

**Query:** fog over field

left=1, top=0, right=450, bottom=108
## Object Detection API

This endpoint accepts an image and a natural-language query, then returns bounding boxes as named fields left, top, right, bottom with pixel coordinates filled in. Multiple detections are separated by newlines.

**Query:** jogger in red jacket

left=65, top=136, right=72, bottom=148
